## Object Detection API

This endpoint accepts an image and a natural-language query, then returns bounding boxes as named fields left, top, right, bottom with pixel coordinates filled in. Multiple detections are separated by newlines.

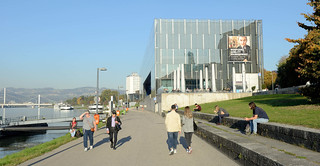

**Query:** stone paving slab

left=19, top=110, right=238, bottom=166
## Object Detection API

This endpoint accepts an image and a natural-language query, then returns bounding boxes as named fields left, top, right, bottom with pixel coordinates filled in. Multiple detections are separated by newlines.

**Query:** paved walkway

left=20, top=110, right=238, bottom=166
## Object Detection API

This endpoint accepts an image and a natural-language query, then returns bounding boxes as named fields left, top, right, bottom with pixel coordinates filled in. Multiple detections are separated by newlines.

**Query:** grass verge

left=190, top=94, right=320, bottom=129
left=0, top=122, right=106, bottom=166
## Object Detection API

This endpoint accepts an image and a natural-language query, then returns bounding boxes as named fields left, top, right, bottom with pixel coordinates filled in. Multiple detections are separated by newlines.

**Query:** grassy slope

left=0, top=122, right=106, bottom=166
left=192, top=94, right=320, bottom=129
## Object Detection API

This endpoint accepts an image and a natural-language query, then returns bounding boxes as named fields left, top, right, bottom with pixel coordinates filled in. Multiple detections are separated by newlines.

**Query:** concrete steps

left=194, top=118, right=320, bottom=166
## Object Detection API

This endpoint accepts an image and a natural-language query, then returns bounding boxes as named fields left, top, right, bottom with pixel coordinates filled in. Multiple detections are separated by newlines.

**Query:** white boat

left=59, top=104, right=74, bottom=110
left=88, top=104, right=104, bottom=113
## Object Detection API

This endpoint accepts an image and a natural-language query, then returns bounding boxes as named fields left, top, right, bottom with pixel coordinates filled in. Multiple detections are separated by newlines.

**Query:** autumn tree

left=276, top=55, right=306, bottom=88
left=285, top=0, right=320, bottom=102
left=263, top=69, right=277, bottom=90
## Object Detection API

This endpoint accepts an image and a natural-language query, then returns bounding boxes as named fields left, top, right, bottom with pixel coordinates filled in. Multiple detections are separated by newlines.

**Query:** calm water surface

left=0, top=107, right=86, bottom=159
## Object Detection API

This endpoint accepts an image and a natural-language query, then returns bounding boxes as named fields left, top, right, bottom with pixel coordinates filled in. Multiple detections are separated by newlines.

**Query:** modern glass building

left=141, top=19, right=263, bottom=96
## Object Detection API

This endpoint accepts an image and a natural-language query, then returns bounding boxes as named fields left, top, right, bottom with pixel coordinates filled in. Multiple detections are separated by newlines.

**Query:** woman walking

left=182, top=106, right=194, bottom=154
left=106, top=110, right=122, bottom=150
left=80, top=111, right=96, bottom=151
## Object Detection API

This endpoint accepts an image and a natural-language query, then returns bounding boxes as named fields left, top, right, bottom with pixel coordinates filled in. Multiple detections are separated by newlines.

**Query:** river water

left=0, top=107, right=86, bottom=159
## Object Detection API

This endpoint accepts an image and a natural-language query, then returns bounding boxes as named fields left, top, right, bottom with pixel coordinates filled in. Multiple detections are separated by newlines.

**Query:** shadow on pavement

left=116, top=136, right=132, bottom=148
left=94, top=138, right=110, bottom=148
left=179, top=136, right=188, bottom=149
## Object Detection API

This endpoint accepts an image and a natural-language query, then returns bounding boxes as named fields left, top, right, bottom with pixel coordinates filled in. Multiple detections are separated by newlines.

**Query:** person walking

left=165, top=105, right=181, bottom=155
left=106, top=110, right=122, bottom=150
left=244, top=102, right=269, bottom=135
left=69, top=117, right=77, bottom=137
left=214, top=105, right=229, bottom=125
left=182, top=106, right=194, bottom=154
left=80, top=111, right=96, bottom=151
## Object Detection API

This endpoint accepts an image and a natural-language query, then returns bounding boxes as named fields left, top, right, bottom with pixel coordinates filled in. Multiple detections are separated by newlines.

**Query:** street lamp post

left=118, top=86, right=123, bottom=108
left=96, top=67, right=107, bottom=114
left=126, top=90, right=129, bottom=108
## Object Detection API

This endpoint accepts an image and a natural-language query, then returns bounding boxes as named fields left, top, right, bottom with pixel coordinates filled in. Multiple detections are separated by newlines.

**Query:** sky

left=0, top=0, right=312, bottom=90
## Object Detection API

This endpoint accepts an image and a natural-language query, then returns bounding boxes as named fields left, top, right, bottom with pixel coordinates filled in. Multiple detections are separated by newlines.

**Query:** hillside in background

left=0, top=87, right=118, bottom=104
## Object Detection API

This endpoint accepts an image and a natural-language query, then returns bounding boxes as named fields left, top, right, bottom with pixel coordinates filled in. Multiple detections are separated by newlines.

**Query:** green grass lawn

left=0, top=122, right=106, bottom=166
left=190, top=94, right=320, bottom=129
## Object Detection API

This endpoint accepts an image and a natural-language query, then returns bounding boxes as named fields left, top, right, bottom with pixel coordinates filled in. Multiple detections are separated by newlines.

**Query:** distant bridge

left=0, top=103, right=52, bottom=107
left=0, top=114, right=106, bottom=132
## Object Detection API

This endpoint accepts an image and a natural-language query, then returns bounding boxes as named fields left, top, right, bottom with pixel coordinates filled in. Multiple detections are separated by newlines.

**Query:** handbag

left=193, top=120, right=198, bottom=131
left=91, top=128, right=95, bottom=132
left=116, top=124, right=122, bottom=130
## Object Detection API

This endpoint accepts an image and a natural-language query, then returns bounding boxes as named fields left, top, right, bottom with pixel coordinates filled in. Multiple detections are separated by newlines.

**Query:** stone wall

left=176, top=110, right=320, bottom=152
left=161, top=92, right=252, bottom=112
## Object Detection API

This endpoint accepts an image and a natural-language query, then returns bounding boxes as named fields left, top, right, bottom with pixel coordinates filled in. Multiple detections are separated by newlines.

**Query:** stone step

left=194, top=118, right=320, bottom=166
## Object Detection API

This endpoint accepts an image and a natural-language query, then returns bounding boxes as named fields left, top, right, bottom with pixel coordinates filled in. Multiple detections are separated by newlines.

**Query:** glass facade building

left=141, top=19, right=263, bottom=95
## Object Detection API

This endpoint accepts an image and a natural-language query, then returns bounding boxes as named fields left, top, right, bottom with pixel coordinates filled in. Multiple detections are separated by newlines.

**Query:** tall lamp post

left=96, top=67, right=107, bottom=114
left=118, top=86, right=123, bottom=108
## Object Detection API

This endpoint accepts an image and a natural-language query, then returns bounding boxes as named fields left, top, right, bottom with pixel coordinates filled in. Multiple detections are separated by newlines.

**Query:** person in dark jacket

left=244, top=102, right=269, bottom=135
left=106, top=110, right=122, bottom=150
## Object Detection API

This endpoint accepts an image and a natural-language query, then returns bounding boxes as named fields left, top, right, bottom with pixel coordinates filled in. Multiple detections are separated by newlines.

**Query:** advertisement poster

left=228, top=36, right=251, bottom=62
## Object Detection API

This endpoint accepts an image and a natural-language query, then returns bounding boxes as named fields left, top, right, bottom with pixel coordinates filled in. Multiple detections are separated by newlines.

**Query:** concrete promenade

left=20, top=109, right=238, bottom=166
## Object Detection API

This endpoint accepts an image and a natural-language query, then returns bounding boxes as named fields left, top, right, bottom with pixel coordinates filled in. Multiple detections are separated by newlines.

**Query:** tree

left=263, top=69, right=277, bottom=90
left=285, top=0, right=320, bottom=102
left=77, top=96, right=82, bottom=105
left=276, top=55, right=306, bottom=88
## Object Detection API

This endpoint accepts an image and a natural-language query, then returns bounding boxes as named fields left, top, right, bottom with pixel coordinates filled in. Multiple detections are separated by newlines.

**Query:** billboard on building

left=228, top=36, right=251, bottom=62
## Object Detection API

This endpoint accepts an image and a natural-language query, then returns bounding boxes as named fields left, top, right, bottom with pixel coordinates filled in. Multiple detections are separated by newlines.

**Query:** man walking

left=165, top=105, right=181, bottom=155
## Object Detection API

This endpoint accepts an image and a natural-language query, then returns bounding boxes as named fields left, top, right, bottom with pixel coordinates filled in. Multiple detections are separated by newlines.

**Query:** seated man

left=193, top=103, right=201, bottom=112
left=244, top=102, right=269, bottom=135
left=213, top=105, right=229, bottom=125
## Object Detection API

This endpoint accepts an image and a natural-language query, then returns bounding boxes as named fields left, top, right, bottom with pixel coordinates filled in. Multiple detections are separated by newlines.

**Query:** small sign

left=258, top=72, right=261, bottom=76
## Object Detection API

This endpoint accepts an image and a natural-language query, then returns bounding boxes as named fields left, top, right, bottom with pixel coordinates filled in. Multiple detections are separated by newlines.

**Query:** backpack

left=75, top=129, right=83, bottom=138
left=198, top=105, right=202, bottom=111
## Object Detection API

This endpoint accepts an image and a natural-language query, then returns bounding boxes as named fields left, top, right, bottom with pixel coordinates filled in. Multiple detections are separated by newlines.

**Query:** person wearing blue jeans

left=167, top=132, right=179, bottom=151
left=244, top=102, right=269, bottom=135
left=80, top=111, right=97, bottom=151
left=165, top=105, right=181, bottom=155
left=83, top=129, right=94, bottom=149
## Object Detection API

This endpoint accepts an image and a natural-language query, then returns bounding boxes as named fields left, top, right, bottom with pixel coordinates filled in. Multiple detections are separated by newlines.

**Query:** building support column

left=174, top=70, right=177, bottom=90
left=242, top=63, right=246, bottom=92
left=211, top=64, right=216, bottom=92
left=177, top=65, right=180, bottom=91
left=200, top=70, right=203, bottom=90
left=232, top=66, right=236, bottom=93
left=205, top=67, right=208, bottom=90
left=181, top=64, right=185, bottom=92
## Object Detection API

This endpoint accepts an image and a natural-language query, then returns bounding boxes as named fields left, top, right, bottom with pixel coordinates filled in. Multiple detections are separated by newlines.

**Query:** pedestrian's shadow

left=179, top=136, right=188, bottom=149
left=94, top=137, right=110, bottom=148
left=116, top=136, right=132, bottom=148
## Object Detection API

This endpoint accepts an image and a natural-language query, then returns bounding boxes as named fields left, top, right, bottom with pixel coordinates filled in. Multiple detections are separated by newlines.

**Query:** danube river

left=0, top=107, right=86, bottom=159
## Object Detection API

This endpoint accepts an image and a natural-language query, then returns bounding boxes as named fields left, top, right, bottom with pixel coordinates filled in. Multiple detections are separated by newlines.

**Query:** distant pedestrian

left=165, top=105, right=181, bottom=155
left=182, top=106, right=194, bottom=154
left=80, top=110, right=96, bottom=151
left=214, top=105, right=229, bottom=125
left=193, top=103, right=201, bottom=112
left=69, top=117, right=77, bottom=137
left=106, top=110, right=122, bottom=150
left=174, top=103, right=178, bottom=110
left=244, top=102, right=269, bottom=135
